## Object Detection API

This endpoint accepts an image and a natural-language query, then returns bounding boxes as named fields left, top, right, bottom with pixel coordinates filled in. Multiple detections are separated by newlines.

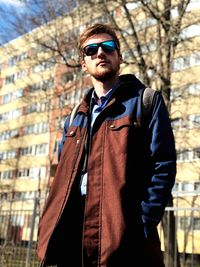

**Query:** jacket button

left=76, top=139, right=80, bottom=144
left=110, top=124, right=115, bottom=129
left=69, top=131, right=74, bottom=136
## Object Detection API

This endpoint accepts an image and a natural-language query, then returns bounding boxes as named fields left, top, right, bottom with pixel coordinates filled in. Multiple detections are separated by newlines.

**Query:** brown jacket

left=37, top=75, right=176, bottom=266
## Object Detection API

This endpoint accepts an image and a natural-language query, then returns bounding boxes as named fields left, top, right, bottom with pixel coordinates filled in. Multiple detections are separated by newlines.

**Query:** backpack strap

left=142, top=87, right=157, bottom=117
left=69, top=102, right=81, bottom=127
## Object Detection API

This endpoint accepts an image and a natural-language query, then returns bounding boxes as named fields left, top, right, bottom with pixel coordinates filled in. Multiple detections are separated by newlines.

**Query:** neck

left=91, top=75, right=119, bottom=98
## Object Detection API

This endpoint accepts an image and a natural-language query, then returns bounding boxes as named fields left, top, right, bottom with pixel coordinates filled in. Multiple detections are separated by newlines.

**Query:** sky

left=0, top=0, right=75, bottom=45
left=0, top=0, right=36, bottom=45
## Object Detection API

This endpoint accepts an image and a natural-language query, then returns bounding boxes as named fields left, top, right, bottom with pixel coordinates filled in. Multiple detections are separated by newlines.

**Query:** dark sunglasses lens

left=84, top=45, right=98, bottom=56
left=101, top=42, right=116, bottom=52
left=84, top=41, right=117, bottom=56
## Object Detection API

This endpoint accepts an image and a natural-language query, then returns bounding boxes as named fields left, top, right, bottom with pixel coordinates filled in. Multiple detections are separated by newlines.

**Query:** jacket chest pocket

left=107, top=116, right=142, bottom=154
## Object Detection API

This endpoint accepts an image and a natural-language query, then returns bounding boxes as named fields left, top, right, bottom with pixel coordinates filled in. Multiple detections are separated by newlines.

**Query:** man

left=37, top=24, right=176, bottom=267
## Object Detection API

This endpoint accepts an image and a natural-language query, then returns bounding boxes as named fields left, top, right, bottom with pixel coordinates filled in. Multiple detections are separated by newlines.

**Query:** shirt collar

left=92, top=87, right=114, bottom=106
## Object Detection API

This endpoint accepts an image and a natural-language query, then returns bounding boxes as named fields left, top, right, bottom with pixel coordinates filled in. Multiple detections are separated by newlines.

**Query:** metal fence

left=0, top=197, right=40, bottom=267
left=0, top=197, right=200, bottom=267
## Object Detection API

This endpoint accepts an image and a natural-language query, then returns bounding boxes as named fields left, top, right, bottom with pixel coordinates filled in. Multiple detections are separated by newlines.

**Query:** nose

left=97, top=46, right=105, bottom=56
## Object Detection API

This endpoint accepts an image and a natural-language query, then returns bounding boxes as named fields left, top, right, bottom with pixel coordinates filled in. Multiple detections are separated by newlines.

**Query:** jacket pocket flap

left=108, top=116, right=134, bottom=131
left=65, top=126, right=78, bottom=137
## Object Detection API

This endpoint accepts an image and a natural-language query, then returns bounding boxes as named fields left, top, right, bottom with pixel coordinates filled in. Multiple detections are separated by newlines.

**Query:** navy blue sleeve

left=141, top=92, right=177, bottom=238
left=58, top=116, right=70, bottom=162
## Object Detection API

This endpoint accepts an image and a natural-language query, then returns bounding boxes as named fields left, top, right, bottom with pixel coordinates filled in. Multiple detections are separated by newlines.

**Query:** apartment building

left=0, top=0, right=199, bottom=255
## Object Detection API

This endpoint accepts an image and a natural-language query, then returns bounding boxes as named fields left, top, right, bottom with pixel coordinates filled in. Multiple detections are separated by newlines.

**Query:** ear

left=81, top=60, right=88, bottom=72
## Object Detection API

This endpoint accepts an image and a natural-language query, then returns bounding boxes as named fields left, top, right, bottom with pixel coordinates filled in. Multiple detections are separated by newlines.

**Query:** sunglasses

left=83, top=40, right=118, bottom=56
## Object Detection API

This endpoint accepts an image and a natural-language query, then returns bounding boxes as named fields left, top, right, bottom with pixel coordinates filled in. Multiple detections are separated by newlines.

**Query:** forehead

left=83, top=33, right=113, bottom=47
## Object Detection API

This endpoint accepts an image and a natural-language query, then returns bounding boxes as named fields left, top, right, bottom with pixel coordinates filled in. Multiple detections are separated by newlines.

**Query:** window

left=171, top=82, right=200, bottom=101
left=58, top=117, right=66, bottom=130
left=29, top=78, right=54, bottom=93
left=194, top=182, right=200, bottom=192
left=193, top=147, right=200, bottom=160
left=173, top=52, right=200, bottom=71
left=126, top=2, right=139, bottom=10
left=181, top=182, right=194, bottom=192
left=175, top=180, right=200, bottom=193
left=191, top=52, right=200, bottom=66
left=189, top=114, right=200, bottom=128
left=180, top=217, right=200, bottom=231
left=20, top=146, right=33, bottom=156
left=24, top=122, right=49, bottom=135
left=173, top=56, right=190, bottom=71
left=177, top=150, right=192, bottom=161
left=18, top=169, right=29, bottom=178
left=186, top=0, right=200, bottom=12
left=0, top=128, right=19, bottom=141
left=188, top=82, right=200, bottom=95
left=42, top=78, right=54, bottom=90
left=27, top=103, right=38, bottom=114
left=193, top=218, right=200, bottom=230
left=32, top=61, right=54, bottom=73
left=17, top=167, right=46, bottom=179
left=26, top=101, right=50, bottom=114
left=32, top=44, right=46, bottom=54
left=15, top=69, right=28, bottom=79
left=62, top=88, right=82, bottom=107
left=171, top=7, right=179, bottom=18
left=135, top=17, right=157, bottom=31
left=29, top=168, right=40, bottom=178
left=123, top=50, right=133, bottom=61
left=0, top=149, right=16, bottom=160
left=171, top=118, right=188, bottom=130
left=8, top=52, right=28, bottom=67
left=0, top=108, right=22, bottom=124
left=172, top=182, right=179, bottom=192
left=181, top=24, right=200, bottom=39
left=35, top=143, right=48, bottom=155
left=3, top=94, right=11, bottom=104
left=4, top=71, right=27, bottom=85
left=29, top=167, right=46, bottom=179
left=12, top=108, right=22, bottom=119
left=29, top=83, right=41, bottom=92
left=0, top=193, right=9, bottom=200
left=0, top=170, right=13, bottom=180
left=173, top=117, right=191, bottom=130
left=12, top=89, right=23, bottom=100
left=5, top=74, right=15, bottom=85
left=180, top=217, right=190, bottom=230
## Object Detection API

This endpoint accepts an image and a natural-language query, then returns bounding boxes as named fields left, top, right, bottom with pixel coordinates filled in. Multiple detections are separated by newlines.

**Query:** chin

left=94, top=70, right=117, bottom=82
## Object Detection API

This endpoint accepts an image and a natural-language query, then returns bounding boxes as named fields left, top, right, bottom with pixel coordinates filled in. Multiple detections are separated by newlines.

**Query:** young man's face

left=81, top=33, right=122, bottom=82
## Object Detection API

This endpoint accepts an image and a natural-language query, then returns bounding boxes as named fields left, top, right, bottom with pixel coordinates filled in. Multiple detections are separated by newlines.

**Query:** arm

left=141, top=92, right=177, bottom=238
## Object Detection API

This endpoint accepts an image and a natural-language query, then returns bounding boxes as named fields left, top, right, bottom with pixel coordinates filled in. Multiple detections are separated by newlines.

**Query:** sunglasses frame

left=83, top=40, right=118, bottom=57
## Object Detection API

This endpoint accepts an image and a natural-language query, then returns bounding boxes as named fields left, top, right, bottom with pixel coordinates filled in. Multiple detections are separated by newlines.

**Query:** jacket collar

left=78, top=74, right=146, bottom=114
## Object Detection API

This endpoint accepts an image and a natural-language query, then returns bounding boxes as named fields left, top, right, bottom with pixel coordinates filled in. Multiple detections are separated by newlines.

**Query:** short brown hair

left=78, top=23, right=120, bottom=59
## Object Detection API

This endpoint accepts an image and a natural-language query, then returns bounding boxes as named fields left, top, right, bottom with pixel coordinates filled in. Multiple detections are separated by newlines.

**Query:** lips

left=97, top=60, right=109, bottom=66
